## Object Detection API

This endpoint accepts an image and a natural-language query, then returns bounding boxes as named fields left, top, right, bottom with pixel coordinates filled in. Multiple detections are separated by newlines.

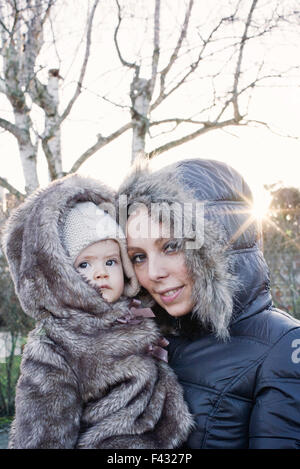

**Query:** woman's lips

left=158, top=286, right=184, bottom=305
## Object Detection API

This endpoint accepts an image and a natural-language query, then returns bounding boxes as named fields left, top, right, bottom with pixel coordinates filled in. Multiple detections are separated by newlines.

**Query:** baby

left=3, top=175, right=193, bottom=449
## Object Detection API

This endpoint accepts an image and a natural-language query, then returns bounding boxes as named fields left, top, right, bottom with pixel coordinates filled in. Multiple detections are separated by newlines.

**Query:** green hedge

left=0, top=355, right=22, bottom=417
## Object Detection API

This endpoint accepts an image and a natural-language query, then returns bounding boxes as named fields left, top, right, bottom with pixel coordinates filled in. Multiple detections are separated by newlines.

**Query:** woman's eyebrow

left=127, top=238, right=168, bottom=251
left=127, top=246, right=142, bottom=251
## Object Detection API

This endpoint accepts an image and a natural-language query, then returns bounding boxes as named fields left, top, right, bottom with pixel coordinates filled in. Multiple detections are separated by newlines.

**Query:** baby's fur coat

left=2, top=174, right=193, bottom=449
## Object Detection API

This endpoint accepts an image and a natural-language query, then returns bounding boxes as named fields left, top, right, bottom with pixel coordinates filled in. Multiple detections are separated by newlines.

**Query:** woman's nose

left=147, top=256, right=168, bottom=281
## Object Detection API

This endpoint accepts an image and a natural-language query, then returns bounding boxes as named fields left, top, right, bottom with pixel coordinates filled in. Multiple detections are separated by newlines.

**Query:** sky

left=0, top=0, right=299, bottom=215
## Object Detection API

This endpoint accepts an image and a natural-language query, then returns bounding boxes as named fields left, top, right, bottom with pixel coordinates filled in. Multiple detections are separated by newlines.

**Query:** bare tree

left=0, top=0, right=298, bottom=196
left=0, top=0, right=100, bottom=194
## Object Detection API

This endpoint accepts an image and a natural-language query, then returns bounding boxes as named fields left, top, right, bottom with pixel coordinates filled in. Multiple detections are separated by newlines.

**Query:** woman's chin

left=163, top=304, right=191, bottom=318
left=154, top=291, right=194, bottom=318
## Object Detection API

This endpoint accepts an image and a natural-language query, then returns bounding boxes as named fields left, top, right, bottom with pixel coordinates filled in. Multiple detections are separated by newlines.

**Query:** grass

left=0, top=416, right=13, bottom=429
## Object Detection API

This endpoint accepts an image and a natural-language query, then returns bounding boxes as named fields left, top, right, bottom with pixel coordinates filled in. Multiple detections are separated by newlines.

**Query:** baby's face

left=74, top=239, right=124, bottom=302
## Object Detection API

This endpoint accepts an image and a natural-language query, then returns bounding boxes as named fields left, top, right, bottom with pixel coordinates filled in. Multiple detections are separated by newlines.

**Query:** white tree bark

left=130, top=77, right=150, bottom=163
left=42, top=69, right=63, bottom=179
left=2, top=37, right=39, bottom=193
left=13, top=111, right=39, bottom=193
left=0, top=1, right=51, bottom=193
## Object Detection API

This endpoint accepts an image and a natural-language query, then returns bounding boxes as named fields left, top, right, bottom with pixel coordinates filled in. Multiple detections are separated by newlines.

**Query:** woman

left=118, top=158, right=300, bottom=449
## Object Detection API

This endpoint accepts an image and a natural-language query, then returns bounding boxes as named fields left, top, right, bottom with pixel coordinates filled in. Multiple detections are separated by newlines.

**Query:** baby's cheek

left=79, top=270, right=93, bottom=284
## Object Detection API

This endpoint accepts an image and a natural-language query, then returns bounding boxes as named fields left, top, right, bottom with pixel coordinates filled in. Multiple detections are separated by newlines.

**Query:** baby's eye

left=78, top=261, right=89, bottom=269
left=106, top=259, right=117, bottom=266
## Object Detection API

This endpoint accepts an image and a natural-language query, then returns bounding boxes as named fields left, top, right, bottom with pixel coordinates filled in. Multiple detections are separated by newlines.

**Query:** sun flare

left=251, top=189, right=272, bottom=221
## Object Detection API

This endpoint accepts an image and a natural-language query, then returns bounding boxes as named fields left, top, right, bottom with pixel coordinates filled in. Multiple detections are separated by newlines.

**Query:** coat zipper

left=175, top=317, right=181, bottom=333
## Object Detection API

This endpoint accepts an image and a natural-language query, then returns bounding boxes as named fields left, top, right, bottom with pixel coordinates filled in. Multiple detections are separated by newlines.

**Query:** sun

left=251, top=188, right=272, bottom=221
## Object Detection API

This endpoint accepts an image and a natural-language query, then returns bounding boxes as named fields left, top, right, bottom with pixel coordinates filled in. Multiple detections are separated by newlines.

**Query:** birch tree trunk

left=42, top=69, right=63, bottom=180
left=13, top=110, right=39, bottom=194
left=130, top=77, right=151, bottom=162
left=3, top=41, right=39, bottom=194
left=0, top=1, right=52, bottom=193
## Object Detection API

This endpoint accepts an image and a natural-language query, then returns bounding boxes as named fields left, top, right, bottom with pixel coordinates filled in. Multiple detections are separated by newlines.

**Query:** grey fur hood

left=118, top=163, right=236, bottom=340
left=2, top=174, right=193, bottom=449
left=2, top=174, right=138, bottom=322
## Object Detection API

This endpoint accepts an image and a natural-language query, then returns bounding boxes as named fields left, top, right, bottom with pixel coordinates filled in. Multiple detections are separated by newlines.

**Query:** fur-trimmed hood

left=118, top=158, right=271, bottom=340
left=175, top=159, right=271, bottom=315
left=118, top=162, right=236, bottom=340
left=2, top=174, right=194, bottom=450
left=2, top=174, right=138, bottom=323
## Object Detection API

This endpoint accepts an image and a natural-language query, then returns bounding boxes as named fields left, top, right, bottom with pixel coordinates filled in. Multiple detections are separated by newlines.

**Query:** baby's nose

left=95, top=272, right=108, bottom=279
left=94, top=266, right=108, bottom=279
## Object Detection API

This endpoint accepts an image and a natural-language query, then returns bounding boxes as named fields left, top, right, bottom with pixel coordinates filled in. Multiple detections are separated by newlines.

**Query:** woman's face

left=126, top=207, right=194, bottom=318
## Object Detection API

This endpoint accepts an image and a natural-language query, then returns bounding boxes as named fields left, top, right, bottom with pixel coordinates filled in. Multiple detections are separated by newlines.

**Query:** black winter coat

left=167, top=159, right=300, bottom=449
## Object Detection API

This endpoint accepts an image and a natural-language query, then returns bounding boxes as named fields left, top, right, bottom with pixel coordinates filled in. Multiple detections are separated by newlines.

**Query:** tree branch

left=151, top=0, right=194, bottom=110
left=150, top=117, right=210, bottom=128
left=0, top=17, right=11, bottom=37
left=0, top=117, right=26, bottom=143
left=41, top=136, right=59, bottom=180
left=59, top=0, right=100, bottom=123
left=40, top=0, right=55, bottom=28
left=149, top=117, right=210, bottom=139
left=0, top=177, right=24, bottom=199
left=232, top=0, right=259, bottom=121
left=28, top=76, right=56, bottom=116
left=18, top=2, right=57, bottom=113
left=147, top=118, right=241, bottom=158
left=150, top=2, right=237, bottom=112
left=69, top=122, right=132, bottom=173
left=246, top=118, right=299, bottom=139
left=148, top=0, right=160, bottom=97
left=114, top=0, right=139, bottom=73
left=0, top=77, right=5, bottom=93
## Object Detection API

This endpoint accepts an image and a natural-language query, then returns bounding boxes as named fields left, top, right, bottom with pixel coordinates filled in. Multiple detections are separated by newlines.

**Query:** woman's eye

left=164, top=240, right=180, bottom=253
left=130, top=253, right=146, bottom=265
left=78, top=262, right=88, bottom=269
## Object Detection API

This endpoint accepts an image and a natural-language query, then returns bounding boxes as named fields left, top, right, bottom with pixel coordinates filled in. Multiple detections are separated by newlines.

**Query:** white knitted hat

left=63, top=201, right=139, bottom=297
